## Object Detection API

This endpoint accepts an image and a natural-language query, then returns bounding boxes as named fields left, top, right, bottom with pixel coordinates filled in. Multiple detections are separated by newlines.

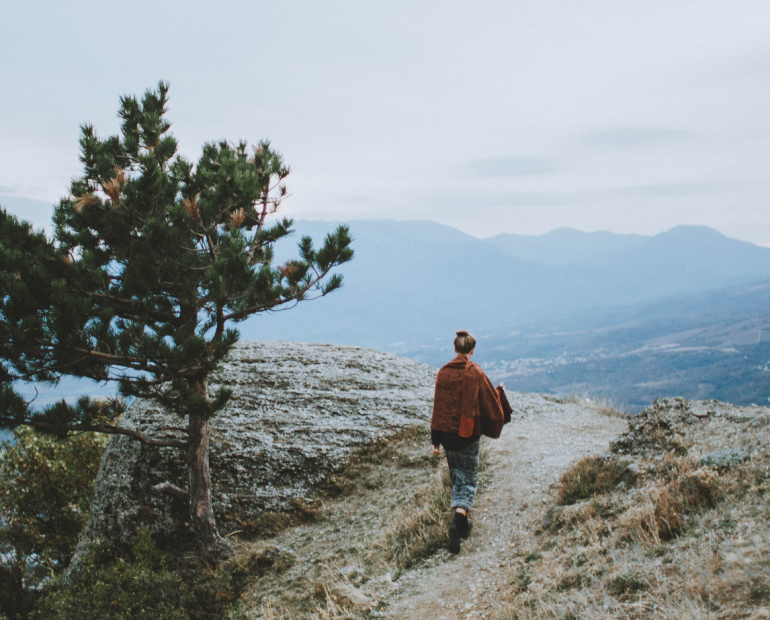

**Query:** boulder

left=78, top=341, right=436, bottom=550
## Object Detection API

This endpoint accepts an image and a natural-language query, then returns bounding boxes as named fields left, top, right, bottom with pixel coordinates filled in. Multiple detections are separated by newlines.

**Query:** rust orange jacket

left=430, top=357, right=512, bottom=440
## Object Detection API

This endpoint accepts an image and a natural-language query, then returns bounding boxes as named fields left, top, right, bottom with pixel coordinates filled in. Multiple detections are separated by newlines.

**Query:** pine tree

left=0, top=82, right=353, bottom=561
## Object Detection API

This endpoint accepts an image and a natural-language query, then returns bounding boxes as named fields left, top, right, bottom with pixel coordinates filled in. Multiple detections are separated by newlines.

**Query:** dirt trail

left=379, top=392, right=628, bottom=620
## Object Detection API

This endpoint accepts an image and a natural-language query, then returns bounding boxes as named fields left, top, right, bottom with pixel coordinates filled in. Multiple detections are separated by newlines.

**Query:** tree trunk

left=187, top=395, right=234, bottom=563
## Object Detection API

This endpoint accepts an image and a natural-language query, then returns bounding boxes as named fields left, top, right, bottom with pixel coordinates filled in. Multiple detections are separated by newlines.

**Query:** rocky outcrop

left=611, top=396, right=767, bottom=457
left=78, top=341, right=436, bottom=550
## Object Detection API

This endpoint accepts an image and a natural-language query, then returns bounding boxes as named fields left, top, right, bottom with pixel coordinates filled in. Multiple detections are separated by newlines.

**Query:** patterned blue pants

left=445, top=439, right=480, bottom=512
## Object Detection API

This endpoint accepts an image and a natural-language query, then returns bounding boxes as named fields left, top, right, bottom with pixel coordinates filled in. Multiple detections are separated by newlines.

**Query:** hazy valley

left=4, top=195, right=770, bottom=412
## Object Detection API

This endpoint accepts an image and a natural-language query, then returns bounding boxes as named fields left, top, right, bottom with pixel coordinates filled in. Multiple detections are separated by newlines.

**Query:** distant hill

left=4, top=200, right=770, bottom=409
left=484, top=227, right=648, bottom=266
left=247, top=220, right=770, bottom=350
left=397, top=280, right=770, bottom=410
left=245, top=219, right=594, bottom=347
left=586, top=225, right=770, bottom=300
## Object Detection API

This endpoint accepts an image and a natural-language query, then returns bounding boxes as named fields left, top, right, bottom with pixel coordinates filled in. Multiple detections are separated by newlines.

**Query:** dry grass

left=308, top=566, right=373, bottom=620
left=248, top=599, right=287, bottom=620
left=233, top=428, right=493, bottom=619
left=494, top=402, right=770, bottom=620
left=244, top=567, right=374, bottom=620
left=382, top=466, right=453, bottom=570
left=557, top=455, right=630, bottom=505
left=381, top=438, right=491, bottom=571
left=618, top=458, right=722, bottom=543
left=593, top=398, right=630, bottom=420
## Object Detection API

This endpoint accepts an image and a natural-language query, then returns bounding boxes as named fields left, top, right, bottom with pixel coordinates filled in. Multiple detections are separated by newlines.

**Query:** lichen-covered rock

left=611, top=397, right=766, bottom=457
left=610, top=397, right=692, bottom=455
left=78, top=341, right=436, bottom=550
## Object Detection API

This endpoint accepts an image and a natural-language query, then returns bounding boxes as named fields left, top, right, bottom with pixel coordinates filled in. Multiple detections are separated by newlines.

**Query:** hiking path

left=379, top=392, right=628, bottom=620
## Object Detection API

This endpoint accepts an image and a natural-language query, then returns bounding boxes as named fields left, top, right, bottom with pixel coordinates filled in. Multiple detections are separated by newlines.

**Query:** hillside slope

left=75, top=341, right=435, bottom=560
left=230, top=395, right=770, bottom=620
left=230, top=393, right=627, bottom=618
left=493, top=397, right=770, bottom=619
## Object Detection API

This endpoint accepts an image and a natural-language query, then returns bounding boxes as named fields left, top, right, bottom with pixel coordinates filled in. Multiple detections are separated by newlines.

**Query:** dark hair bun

left=456, top=330, right=470, bottom=337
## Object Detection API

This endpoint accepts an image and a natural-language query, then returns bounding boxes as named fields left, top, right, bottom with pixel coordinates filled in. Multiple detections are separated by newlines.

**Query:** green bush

left=0, top=427, right=107, bottom=619
left=33, top=531, right=244, bottom=620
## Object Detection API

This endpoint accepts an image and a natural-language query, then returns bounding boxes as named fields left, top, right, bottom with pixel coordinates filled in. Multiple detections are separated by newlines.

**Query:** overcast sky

left=1, top=1, right=769, bottom=242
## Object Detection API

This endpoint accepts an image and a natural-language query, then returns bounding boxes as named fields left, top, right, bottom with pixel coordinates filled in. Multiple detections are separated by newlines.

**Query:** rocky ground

left=232, top=393, right=770, bottom=620
left=493, top=397, right=770, bottom=620
left=232, top=392, right=627, bottom=619
left=78, top=338, right=770, bottom=618
left=376, top=393, right=627, bottom=620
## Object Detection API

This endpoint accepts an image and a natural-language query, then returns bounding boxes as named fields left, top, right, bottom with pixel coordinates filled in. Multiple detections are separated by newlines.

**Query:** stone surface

left=78, top=341, right=436, bottom=549
left=610, top=397, right=765, bottom=456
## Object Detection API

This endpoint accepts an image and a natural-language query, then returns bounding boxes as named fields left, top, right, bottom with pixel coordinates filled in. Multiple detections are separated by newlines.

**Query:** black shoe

left=453, top=511, right=472, bottom=539
left=460, top=521, right=472, bottom=539
left=447, top=524, right=461, bottom=554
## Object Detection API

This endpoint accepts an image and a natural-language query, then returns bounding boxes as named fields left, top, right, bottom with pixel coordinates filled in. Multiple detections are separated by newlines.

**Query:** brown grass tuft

left=383, top=467, right=452, bottom=569
left=619, top=463, right=721, bottom=543
left=567, top=392, right=629, bottom=419
left=558, top=456, right=630, bottom=505
left=309, top=566, right=372, bottom=619
left=379, top=440, right=491, bottom=571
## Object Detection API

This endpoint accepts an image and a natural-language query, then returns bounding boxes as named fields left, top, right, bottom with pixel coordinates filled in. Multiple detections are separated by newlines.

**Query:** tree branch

left=222, top=268, right=332, bottom=321
left=24, top=420, right=187, bottom=449
left=80, top=292, right=179, bottom=323
left=152, top=482, right=189, bottom=501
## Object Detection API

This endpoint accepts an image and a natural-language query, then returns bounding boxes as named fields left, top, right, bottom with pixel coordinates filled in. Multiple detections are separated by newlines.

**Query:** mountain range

left=3, top=194, right=770, bottom=409
left=256, top=219, right=770, bottom=349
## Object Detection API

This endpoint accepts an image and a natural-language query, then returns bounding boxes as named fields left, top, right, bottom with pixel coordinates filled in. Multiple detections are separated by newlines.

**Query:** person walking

left=430, top=330, right=512, bottom=554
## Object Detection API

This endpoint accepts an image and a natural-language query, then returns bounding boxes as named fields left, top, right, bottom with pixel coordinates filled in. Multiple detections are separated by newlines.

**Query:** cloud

left=581, top=127, right=695, bottom=148
left=468, top=156, right=560, bottom=177
left=424, top=192, right=570, bottom=211
left=423, top=182, right=722, bottom=213
left=611, top=183, right=721, bottom=197
left=0, top=186, right=18, bottom=195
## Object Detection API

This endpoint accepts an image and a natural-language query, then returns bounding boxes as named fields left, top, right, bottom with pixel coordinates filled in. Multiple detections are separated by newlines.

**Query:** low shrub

left=558, top=456, right=630, bottom=505
left=0, top=427, right=107, bottom=620
left=32, top=530, right=245, bottom=620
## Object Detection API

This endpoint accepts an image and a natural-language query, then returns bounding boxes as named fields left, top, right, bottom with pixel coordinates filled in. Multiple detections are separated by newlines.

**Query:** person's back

left=429, top=330, right=512, bottom=553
